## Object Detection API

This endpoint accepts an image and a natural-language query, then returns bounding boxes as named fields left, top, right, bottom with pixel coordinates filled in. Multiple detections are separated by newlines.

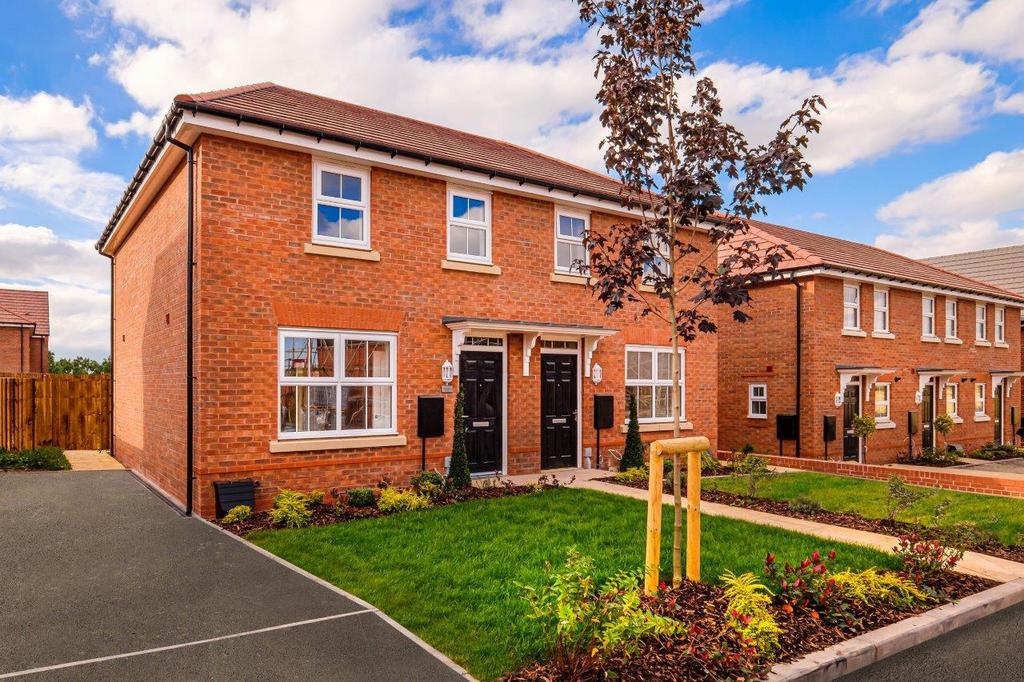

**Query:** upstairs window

left=447, top=187, right=491, bottom=263
left=976, top=304, right=988, bottom=341
left=625, top=346, right=685, bottom=422
left=996, top=307, right=1006, bottom=343
left=314, top=162, right=369, bottom=248
left=748, top=383, right=767, bottom=419
left=642, top=236, right=671, bottom=286
left=945, top=299, right=958, bottom=338
left=922, top=296, right=936, bottom=337
left=945, top=383, right=958, bottom=417
left=873, top=288, right=889, bottom=332
left=555, top=210, right=589, bottom=274
left=843, top=284, right=860, bottom=330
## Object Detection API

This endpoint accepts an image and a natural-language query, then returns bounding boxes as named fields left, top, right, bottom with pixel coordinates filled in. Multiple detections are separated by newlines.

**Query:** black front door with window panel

left=843, top=384, right=861, bottom=461
left=994, top=384, right=1004, bottom=445
left=921, top=383, right=935, bottom=450
left=460, top=351, right=502, bottom=473
left=541, top=354, right=578, bottom=469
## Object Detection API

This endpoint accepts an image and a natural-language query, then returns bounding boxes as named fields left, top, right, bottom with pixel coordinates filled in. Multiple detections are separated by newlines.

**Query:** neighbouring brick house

left=718, top=222, right=1024, bottom=464
left=96, top=83, right=719, bottom=517
left=0, top=289, right=49, bottom=373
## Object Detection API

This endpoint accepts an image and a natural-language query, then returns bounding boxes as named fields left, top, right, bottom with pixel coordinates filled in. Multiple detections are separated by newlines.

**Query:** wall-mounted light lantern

left=833, top=392, right=843, bottom=407
left=592, top=363, right=603, bottom=385
left=441, top=359, right=454, bottom=393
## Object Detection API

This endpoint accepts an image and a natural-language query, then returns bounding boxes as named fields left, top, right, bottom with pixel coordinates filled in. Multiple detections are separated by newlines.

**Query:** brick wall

left=164, top=134, right=718, bottom=516
left=719, top=275, right=1022, bottom=463
left=111, top=160, right=189, bottom=506
left=0, top=327, right=33, bottom=373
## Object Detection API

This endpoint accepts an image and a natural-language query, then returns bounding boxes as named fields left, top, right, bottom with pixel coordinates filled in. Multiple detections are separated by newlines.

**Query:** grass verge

left=251, top=486, right=898, bottom=680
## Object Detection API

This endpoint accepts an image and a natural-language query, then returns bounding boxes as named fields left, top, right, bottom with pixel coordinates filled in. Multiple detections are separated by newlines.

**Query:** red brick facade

left=719, top=275, right=1023, bottom=463
left=0, top=327, right=47, bottom=373
left=110, top=133, right=718, bottom=516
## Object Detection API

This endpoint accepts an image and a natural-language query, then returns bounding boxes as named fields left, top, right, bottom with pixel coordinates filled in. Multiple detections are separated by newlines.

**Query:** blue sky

left=1, top=0, right=1023, bottom=358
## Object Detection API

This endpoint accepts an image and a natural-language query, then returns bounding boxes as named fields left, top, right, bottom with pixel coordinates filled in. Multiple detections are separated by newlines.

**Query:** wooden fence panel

left=0, top=373, right=110, bottom=451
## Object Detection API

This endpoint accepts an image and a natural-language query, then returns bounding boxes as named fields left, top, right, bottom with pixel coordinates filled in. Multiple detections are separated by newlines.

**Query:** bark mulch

left=222, top=475, right=574, bottom=536
left=600, top=476, right=1024, bottom=565
left=503, top=571, right=994, bottom=681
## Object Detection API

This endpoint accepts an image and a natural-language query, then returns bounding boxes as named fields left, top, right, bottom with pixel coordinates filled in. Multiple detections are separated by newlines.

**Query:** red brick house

left=96, top=83, right=719, bottom=517
left=0, top=289, right=50, bottom=373
left=718, top=222, right=1024, bottom=464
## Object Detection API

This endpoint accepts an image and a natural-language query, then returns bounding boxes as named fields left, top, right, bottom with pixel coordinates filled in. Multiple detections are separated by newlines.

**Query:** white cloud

left=890, top=0, right=1024, bottom=63
left=874, top=148, right=1024, bottom=256
left=0, top=224, right=110, bottom=359
left=456, top=0, right=581, bottom=52
left=701, top=51, right=993, bottom=173
left=0, top=92, right=96, bottom=153
left=103, top=110, right=162, bottom=138
left=702, top=0, right=749, bottom=22
left=995, top=91, right=1024, bottom=114
left=0, top=157, right=124, bottom=224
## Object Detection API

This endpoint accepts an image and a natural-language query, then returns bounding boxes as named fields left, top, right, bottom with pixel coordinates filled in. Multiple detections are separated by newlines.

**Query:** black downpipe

left=166, top=133, right=195, bottom=517
left=794, top=277, right=802, bottom=458
left=102, top=254, right=115, bottom=457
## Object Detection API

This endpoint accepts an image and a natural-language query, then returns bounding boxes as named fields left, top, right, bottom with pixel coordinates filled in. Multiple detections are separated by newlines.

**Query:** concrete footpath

left=507, top=468, right=1024, bottom=583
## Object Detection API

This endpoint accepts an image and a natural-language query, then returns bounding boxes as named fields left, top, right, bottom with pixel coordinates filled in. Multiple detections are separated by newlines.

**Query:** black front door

left=921, top=383, right=935, bottom=450
left=994, top=384, right=1004, bottom=445
left=460, top=351, right=502, bottom=473
left=842, top=383, right=861, bottom=461
left=541, top=354, right=578, bottom=469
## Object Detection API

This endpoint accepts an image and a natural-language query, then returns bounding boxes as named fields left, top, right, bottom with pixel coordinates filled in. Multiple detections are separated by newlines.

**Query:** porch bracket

left=451, top=329, right=466, bottom=377
left=992, top=373, right=1024, bottom=398
left=522, top=332, right=540, bottom=377
left=583, top=335, right=601, bottom=378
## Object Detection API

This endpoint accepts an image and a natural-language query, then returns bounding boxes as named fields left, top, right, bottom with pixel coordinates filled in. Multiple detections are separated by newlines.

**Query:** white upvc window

left=873, top=382, right=891, bottom=422
left=843, top=283, right=860, bottom=330
left=945, top=383, right=958, bottom=417
left=976, top=304, right=988, bottom=341
left=945, top=298, right=958, bottom=339
left=873, top=288, right=889, bottom=332
left=625, top=345, right=685, bottom=423
left=447, top=186, right=492, bottom=263
left=996, top=306, right=1006, bottom=343
left=922, top=295, right=936, bottom=337
left=642, top=235, right=671, bottom=285
left=748, top=383, right=767, bottom=419
left=313, top=161, right=370, bottom=248
left=975, top=383, right=986, bottom=417
left=554, top=208, right=589, bottom=274
left=278, top=328, right=397, bottom=439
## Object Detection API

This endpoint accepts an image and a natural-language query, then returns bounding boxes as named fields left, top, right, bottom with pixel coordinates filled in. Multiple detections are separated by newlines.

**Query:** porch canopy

left=442, top=316, right=617, bottom=378
left=915, top=367, right=967, bottom=403
left=836, top=364, right=898, bottom=399
left=991, top=370, right=1024, bottom=398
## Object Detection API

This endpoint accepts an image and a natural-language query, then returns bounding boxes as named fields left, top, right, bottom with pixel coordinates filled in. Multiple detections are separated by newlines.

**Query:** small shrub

left=307, top=489, right=325, bottom=507
left=0, top=446, right=71, bottom=471
left=613, top=466, right=649, bottom=484
left=918, top=446, right=960, bottom=465
left=346, top=487, right=376, bottom=508
left=764, top=550, right=858, bottom=629
left=720, top=570, right=783, bottom=657
left=520, top=549, right=683, bottom=670
left=894, top=533, right=963, bottom=588
left=884, top=475, right=930, bottom=523
left=411, top=470, right=445, bottom=499
left=620, top=392, right=645, bottom=471
left=447, top=386, right=472, bottom=489
left=969, top=443, right=1024, bottom=460
left=378, top=487, right=431, bottom=513
left=933, top=413, right=955, bottom=446
left=733, top=455, right=774, bottom=498
left=789, top=496, right=822, bottom=515
left=269, top=489, right=311, bottom=529
left=221, top=505, right=252, bottom=525
left=831, top=568, right=930, bottom=609
left=740, top=443, right=756, bottom=455
left=701, top=450, right=724, bottom=474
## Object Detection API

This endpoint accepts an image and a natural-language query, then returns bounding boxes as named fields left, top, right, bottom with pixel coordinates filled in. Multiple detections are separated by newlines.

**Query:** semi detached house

left=718, top=222, right=1024, bottom=464
left=96, top=83, right=718, bottom=516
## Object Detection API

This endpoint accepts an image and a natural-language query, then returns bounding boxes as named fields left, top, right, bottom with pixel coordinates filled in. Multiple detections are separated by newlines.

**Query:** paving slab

left=0, top=470, right=465, bottom=680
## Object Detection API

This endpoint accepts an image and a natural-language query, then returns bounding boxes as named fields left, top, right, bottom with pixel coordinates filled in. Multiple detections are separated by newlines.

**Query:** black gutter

left=165, top=131, right=195, bottom=517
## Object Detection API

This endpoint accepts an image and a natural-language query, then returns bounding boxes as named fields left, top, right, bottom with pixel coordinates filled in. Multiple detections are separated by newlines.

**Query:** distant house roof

left=923, top=245, right=1024, bottom=298
left=0, top=289, right=49, bottom=336
left=97, top=82, right=630, bottom=251
left=721, top=220, right=1024, bottom=304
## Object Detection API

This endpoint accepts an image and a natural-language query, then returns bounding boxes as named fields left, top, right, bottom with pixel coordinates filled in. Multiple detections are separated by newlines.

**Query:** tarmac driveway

left=0, top=471, right=467, bottom=680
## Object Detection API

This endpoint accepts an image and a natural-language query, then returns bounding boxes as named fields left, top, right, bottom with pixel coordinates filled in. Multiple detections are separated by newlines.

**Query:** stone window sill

left=842, top=328, right=867, bottom=337
left=304, top=242, right=381, bottom=261
left=921, top=335, right=941, bottom=343
left=976, top=339, right=992, bottom=347
left=441, top=259, right=502, bottom=275
left=620, top=421, right=693, bottom=434
left=875, top=419, right=896, bottom=430
left=944, top=337, right=963, bottom=345
left=270, top=434, right=407, bottom=454
left=951, top=416, right=964, bottom=424
left=995, top=342, right=1010, bottom=349
left=550, top=271, right=590, bottom=286
left=974, top=415, right=991, bottom=423
left=871, top=330, right=895, bottom=339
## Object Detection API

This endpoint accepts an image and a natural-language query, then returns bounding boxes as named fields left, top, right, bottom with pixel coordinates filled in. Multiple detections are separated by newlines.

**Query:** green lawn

left=705, top=471, right=1024, bottom=545
left=251, top=487, right=898, bottom=680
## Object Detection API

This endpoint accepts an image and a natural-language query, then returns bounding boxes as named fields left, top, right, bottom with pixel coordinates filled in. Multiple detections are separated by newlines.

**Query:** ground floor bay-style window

left=625, top=345, right=685, bottom=423
left=278, top=329, right=397, bottom=438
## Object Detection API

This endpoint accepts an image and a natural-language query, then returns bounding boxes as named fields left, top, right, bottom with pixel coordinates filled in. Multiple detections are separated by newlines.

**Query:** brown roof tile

left=721, top=221, right=1024, bottom=303
left=923, top=245, right=1024, bottom=298
left=0, top=289, right=49, bottom=335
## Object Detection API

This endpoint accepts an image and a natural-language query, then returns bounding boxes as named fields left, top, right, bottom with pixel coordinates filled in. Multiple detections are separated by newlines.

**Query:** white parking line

left=0, top=610, right=373, bottom=679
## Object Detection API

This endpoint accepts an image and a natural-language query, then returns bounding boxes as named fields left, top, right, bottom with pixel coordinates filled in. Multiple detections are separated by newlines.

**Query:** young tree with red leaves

left=578, top=0, right=825, bottom=586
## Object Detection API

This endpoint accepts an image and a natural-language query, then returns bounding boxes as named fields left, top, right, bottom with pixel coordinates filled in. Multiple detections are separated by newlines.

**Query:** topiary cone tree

left=620, top=391, right=645, bottom=471
left=447, top=385, right=472, bottom=490
left=578, top=0, right=824, bottom=587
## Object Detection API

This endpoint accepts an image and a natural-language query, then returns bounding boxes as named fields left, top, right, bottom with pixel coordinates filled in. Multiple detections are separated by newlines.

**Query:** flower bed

left=968, top=443, right=1024, bottom=461
left=0, top=446, right=70, bottom=471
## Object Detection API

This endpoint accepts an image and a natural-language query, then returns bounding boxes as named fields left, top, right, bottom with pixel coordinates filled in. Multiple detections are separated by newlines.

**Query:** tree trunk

left=668, top=251, right=682, bottom=588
